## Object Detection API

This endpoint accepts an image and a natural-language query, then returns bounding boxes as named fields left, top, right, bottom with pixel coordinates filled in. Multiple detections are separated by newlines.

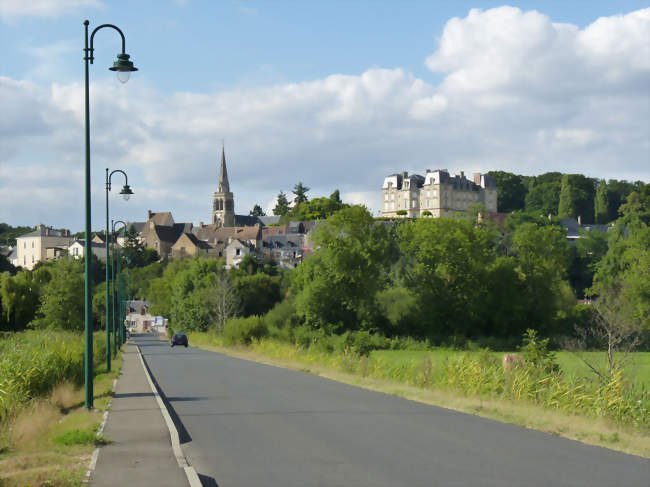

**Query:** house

left=68, top=240, right=108, bottom=260
left=194, top=223, right=262, bottom=258
left=560, top=218, right=613, bottom=243
left=15, top=225, right=73, bottom=270
left=224, top=238, right=255, bottom=269
left=261, top=234, right=305, bottom=269
left=381, top=169, right=497, bottom=218
left=139, top=211, right=192, bottom=259
left=171, top=232, right=211, bottom=258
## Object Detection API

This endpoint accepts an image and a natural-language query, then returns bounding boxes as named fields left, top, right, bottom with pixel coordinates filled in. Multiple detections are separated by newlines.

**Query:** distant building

left=560, top=218, right=613, bottom=243
left=69, top=239, right=108, bottom=261
left=16, top=225, right=73, bottom=270
left=381, top=169, right=497, bottom=218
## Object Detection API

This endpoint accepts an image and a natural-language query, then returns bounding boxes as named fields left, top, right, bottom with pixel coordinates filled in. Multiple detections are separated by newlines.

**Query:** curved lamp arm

left=85, top=22, right=127, bottom=64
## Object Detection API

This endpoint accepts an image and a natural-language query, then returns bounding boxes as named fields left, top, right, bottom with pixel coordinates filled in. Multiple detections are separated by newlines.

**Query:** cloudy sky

left=1, top=0, right=648, bottom=232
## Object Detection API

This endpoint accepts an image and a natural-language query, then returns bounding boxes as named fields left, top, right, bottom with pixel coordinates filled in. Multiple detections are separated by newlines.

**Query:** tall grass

left=0, top=330, right=108, bottom=421
left=190, top=332, right=649, bottom=432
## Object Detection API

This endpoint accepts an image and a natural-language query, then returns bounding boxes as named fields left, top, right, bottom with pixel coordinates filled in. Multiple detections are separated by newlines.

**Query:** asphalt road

left=135, top=334, right=649, bottom=487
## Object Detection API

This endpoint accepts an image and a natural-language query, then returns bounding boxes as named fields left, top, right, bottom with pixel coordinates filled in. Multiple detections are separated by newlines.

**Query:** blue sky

left=1, top=0, right=649, bottom=231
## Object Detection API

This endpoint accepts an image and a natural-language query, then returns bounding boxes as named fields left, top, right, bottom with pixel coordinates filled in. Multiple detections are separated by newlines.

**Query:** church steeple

left=217, top=145, right=230, bottom=193
left=212, top=144, right=235, bottom=227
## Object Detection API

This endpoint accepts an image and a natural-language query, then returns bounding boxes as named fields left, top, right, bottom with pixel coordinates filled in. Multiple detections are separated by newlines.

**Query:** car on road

left=171, top=332, right=189, bottom=348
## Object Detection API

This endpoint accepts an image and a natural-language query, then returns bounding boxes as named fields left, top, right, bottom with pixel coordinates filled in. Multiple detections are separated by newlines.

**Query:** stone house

left=68, top=240, right=107, bottom=260
left=171, top=232, right=211, bottom=258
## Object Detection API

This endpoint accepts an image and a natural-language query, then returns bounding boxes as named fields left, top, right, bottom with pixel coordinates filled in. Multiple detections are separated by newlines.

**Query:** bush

left=223, top=316, right=268, bottom=345
left=264, top=299, right=298, bottom=331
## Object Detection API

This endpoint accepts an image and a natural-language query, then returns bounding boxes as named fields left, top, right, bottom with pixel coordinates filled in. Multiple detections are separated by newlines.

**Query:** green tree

left=594, top=180, right=610, bottom=224
left=0, top=223, right=35, bottom=247
left=273, top=191, right=291, bottom=216
left=249, top=204, right=266, bottom=217
left=292, top=182, right=310, bottom=206
left=31, top=259, right=85, bottom=331
left=169, top=258, right=239, bottom=332
left=291, top=206, right=392, bottom=333
left=558, top=174, right=597, bottom=223
left=397, top=218, right=497, bottom=338
left=525, top=173, right=562, bottom=216
left=120, top=226, right=159, bottom=267
left=488, top=170, right=528, bottom=212
left=284, top=194, right=348, bottom=222
left=0, top=266, right=51, bottom=331
left=235, top=273, right=282, bottom=317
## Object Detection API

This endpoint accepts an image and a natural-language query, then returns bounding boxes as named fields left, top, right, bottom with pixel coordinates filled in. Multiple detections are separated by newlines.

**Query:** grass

left=188, top=332, right=650, bottom=458
left=0, top=339, right=123, bottom=487
left=371, top=350, right=650, bottom=388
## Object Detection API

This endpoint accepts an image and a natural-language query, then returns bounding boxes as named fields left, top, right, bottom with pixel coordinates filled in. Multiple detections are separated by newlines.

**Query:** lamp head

left=109, top=53, right=138, bottom=83
left=119, top=184, right=134, bottom=201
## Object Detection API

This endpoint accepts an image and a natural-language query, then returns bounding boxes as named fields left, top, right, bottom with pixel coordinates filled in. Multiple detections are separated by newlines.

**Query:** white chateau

left=381, top=169, right=497, bottom=218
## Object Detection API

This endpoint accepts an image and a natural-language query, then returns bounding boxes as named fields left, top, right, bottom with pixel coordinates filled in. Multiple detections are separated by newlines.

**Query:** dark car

left=171, top=332, right=188, bottom=348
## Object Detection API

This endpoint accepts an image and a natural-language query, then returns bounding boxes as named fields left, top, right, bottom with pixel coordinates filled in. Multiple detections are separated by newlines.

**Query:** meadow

left=371, top=350, right=650, bottom=388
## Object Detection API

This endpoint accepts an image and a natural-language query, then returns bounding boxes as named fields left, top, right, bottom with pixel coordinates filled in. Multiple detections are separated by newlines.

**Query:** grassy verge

left=187, top=332, right=650, bottom=458
left=0, top=342, right=123, bottom=487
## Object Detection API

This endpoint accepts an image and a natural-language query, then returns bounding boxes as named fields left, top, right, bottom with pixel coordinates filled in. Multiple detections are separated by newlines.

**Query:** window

left=411, top=200, right=417, bottom=208
left=23, top=242, right=26, bottom=249
left=24, top=256, right=26, bottom=265
left=426, top=190, right=430, bottom=197
left=236, top=248, right=241, bottom=256
left=32, top=255, right=34, bottom=263
left=32, top=241, right=34, bottom=248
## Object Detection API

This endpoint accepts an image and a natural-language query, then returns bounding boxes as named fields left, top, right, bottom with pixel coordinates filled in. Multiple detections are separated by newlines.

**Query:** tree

left=273, top=191, right=291, bottom=216
left=169, top=258, right=239, bottom=332
left=558, top=174, right=597, bottom=223
left=525, top=173, right=563, bottom=216
left=249, top=204, right=266, bottom=217
left=488, top=171, right=528, bottom=212
left=0, top=266, right=51, bottom=331
left=0, top=253, right=16, bottom=275
left=292, top=182, right=310, bottom=206
left=291, top=206, right=392, bottom=333
left=283, top=195, right=348, bottom=222
left=120, top=226, right=159, bottom=267
left=235, top=273, right=282, bottom=317
left=594, top=180, right=610, bottom=224
left=329, top=189, right=342, bottom=204
left=31, top=259, right=85, bottom=331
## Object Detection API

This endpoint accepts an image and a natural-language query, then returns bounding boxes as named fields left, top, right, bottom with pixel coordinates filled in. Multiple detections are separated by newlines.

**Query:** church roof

left=217, top=146, right=230, bottom=193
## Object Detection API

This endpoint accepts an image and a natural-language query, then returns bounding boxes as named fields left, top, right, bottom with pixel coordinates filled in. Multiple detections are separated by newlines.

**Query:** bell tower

left=212, top=145, right=235, bottom=227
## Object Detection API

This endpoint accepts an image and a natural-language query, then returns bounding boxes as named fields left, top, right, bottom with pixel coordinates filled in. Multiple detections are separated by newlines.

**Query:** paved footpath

left=91, top=341, right=190, bottom=487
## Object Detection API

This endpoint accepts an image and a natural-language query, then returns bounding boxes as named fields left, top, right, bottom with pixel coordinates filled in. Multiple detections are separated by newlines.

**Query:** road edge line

left=137, top=346, right=202, bottom=487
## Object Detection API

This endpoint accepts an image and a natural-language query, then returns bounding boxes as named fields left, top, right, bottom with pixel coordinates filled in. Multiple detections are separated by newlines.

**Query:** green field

left=371, top=350, right=650, bottom=388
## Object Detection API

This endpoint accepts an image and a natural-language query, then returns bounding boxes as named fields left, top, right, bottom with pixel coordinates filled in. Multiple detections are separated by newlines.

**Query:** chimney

left=460, top=171, right=465, bottom=178
left=46, top=227, right=50, bottom=236
left=402, top=171, right=408, bottom=179
left=474, top=173, right=482, bottom=185
left=148, top=210, right=153, bottom=220
left=200, top=222, right=204, bottom=227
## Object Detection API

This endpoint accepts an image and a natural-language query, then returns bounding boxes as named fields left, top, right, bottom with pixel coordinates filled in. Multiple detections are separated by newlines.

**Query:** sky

left=1, top=0, right=649, bottom=232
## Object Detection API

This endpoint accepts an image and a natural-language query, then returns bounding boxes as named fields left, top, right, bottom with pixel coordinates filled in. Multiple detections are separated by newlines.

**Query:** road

left=135, top=334, right=649, bottom=487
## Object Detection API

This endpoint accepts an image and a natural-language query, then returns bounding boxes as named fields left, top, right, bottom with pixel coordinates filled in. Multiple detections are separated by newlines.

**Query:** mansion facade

left=381, top=169, right=497, bottom=218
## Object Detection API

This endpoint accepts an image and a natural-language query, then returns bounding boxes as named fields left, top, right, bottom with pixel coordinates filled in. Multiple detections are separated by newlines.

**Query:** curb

left=137, top=346, right=202, bottom=487
left=83, top=380, right=116, bottom=483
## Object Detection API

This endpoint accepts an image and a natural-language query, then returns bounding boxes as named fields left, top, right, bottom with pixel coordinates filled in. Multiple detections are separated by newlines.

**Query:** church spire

left=218, top=144, right=230, bottom=193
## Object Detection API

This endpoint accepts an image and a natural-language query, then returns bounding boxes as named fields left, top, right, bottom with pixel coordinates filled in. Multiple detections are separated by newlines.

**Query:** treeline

left=125, top=182, right=647, bottom=351
left=488, top=171, right=644, bottom=224
left=1, top=182, right=647, bottom=352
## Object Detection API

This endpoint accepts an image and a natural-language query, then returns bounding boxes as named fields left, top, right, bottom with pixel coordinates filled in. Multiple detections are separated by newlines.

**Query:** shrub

left=223, top=316, right=268, bottom=345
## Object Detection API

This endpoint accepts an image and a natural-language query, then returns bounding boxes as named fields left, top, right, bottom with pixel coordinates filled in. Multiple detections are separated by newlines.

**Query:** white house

left=69, top=240, right=108, bottom=261
left=16, top=225, right=73, bottom=270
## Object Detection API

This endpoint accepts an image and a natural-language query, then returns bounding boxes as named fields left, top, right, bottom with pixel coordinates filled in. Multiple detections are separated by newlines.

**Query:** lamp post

left=105, top=169, right=133, bottom=372
left=83, top=20, right=137, bottom=410
left=112, top=220, right=127, bottom=349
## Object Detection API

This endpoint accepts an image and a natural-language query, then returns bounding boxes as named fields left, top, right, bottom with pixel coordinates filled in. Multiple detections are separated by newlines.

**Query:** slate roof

left=18, top=227, right=70, bottom=238
left=258, top=215, right=282, bottom=226
left=560, top=218, right=612, bottom=239
left=149, top=211, right=173, bottom=226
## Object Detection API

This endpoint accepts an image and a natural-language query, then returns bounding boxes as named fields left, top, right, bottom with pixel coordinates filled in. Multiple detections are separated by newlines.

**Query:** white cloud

left=1, top=7, right=649, bottom=231
left=0, top=0, right=102, bottom=21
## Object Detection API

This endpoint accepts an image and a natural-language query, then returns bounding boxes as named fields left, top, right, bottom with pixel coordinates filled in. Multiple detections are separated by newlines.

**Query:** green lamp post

left=105, top=169, right=133, bottom=372
left=83, top=20, right=137, bottom=409
left=112, top=220, right=128, bottom=349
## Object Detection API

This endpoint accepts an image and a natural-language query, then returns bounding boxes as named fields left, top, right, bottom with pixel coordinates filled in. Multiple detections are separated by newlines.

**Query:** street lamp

left=83, top=20, right=137, bottom=410
left=105, top=169, right=133, bottom=372
left=112, top=220, right=128, bottom=349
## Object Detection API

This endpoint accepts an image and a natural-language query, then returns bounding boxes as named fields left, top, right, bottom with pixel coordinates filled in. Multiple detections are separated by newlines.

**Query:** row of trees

left=488, top=171, right=644, bottom=224
left=2, top=182, right=647, bottom=351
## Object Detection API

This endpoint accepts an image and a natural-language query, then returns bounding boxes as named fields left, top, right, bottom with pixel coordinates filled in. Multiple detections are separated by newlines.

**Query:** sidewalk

left=90, top=341, right=190, bottom=487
